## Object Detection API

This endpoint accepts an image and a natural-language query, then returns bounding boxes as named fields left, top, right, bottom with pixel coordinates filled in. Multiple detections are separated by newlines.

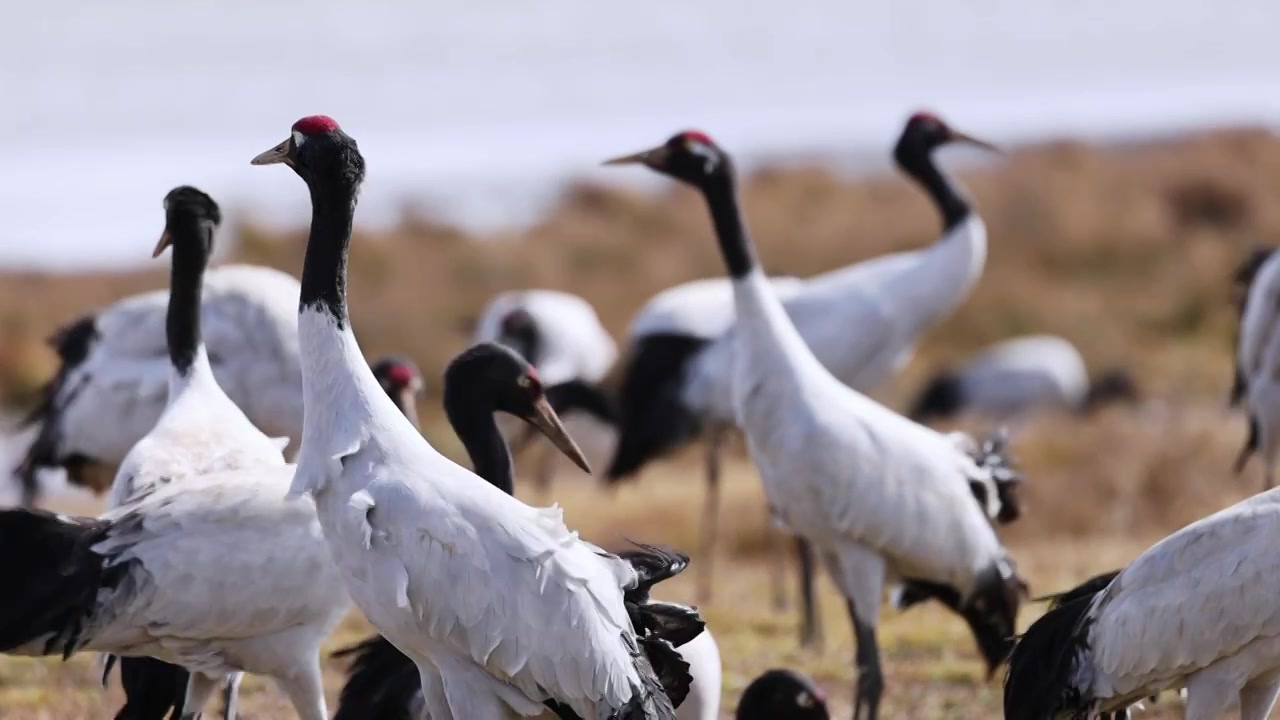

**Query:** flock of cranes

left=0, top=108, right=1277, bottom=720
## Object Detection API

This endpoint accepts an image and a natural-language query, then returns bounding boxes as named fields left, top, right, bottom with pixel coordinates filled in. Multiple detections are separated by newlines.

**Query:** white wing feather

left=1088, top=490, right=1280, bottom=699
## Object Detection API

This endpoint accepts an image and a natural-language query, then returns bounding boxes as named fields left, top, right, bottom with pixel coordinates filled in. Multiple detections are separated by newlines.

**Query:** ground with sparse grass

left=3, top=127, right=1280, bottom=717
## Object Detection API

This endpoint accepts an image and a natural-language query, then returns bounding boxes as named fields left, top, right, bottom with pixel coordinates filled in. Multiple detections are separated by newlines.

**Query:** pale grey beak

left=950, top=130, right=1005, bottom=156
left=527, top=396, right=592, bottom=474
left=251, top=138, right=292, bottom=166
left=602, top=144, right=670, bottom=168
left=152, top=230, right=172, bottom=258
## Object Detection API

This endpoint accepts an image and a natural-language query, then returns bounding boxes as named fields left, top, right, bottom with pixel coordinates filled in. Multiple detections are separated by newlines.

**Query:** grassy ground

left=0, top=455, right=1201, bottom=720
left=2, top=126, right=1279, bottom=717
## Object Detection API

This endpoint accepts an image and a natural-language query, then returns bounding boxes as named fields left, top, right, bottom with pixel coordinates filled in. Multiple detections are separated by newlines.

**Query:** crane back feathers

left=332, top=538, right=703, bottom=719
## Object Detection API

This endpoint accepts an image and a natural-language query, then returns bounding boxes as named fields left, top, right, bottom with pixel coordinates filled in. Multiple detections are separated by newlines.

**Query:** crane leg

left=1239, top=671, right=1280, bottom=720
left=272, top=658, right=329, bottom=720
left=695, top=428, right=724, bottom=605
left=179, top=672, right=221, bottom=720
left=769, top=528, right=791, bottom=612
left=850, top=603, right=883, bottom=720
left=221, top=673, right=242, bottom=720
left=796, top=537, right=823, bottom=651
left=820, top=545, right=885, bottom=720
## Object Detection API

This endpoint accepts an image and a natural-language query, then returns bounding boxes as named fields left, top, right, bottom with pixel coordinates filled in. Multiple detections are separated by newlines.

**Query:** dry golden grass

left=2, top=126, right=1279, bottom=717
left=0, top=443, right=1217, bottom=720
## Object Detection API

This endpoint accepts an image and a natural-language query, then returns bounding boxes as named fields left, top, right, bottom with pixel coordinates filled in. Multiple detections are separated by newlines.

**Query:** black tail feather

left=617, top=542, right=690, bottom=603
left=606, top=334, right=709, bottom=481
left=15, top=315, right=100, bottom=503
left=113, top=656, right=188, bottom=720
left=615, top=632, right=680, bottom=720
left=546, top=380, right=618, bottom=427
left=1033, top=570, right=1121, bottom=610
left=963, top=428, right=1025, bottom=524
left=0, top=508, right=128, bottom=658
left=332, top=635, right=420, bottom=720
left=637, top=636, right=693, bottom=709
left=1004, top=592, right=1095, bottom=720
left=908, top=370, right=964, bottom=423
left=1235, top=414, right=1260, bottom=475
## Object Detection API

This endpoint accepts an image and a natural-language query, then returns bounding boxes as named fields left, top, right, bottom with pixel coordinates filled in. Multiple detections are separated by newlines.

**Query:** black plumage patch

left=113, top=656, right=189, bottom=720
left=0, top=508, right=134, bottom=659
left=331, top=635, right=420, bottom=720
left=15, top=315, right=101, bottom=500
left=607, top=334, right=710, bottom=480
left=908, top=370, right=965, bottom=423
left=1004, top=591, right=1095, bottom=720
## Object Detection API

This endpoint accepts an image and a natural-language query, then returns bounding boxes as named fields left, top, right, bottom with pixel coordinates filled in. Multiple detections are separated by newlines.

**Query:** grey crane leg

left=770, top=532, right=791, bottom=612
left=850, top=602, right=883, bottom=720
left=1239, top=671, right=1280, bottom=720
left=221, top=672, right=242, bottom=720
left=695, top=428, right=725, bottom=605
left=796, top=537, right=823, bottom=651
left=179, top=672, right=221, bottom=720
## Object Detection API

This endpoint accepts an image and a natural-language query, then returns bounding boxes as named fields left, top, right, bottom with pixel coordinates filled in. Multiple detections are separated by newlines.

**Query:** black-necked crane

left=15, top=242, right=305, bottom=507
left=603, top=112, right=1003, bottom=622
left=909, top=335, right=1138, bottom=423
left=1004, top=490, right=1280, bottom=720
left=736, top=669, right=830, bottom=720
left=1234, top=247, right=1280, bottom=489
left=472, top=289, right=618, bottom=499
left=605, top=130, right=1025, bottom=719
left=251, top=114, right=701, bottom=719
left=0, top=185, right=355, bottom=720
left=96, top=186, right=290, bottom=720
left=0, top=462, right=351, bottom=720
left=333, top=343, right=713, bottom=720
left=106, top=352, right=425, bottom=720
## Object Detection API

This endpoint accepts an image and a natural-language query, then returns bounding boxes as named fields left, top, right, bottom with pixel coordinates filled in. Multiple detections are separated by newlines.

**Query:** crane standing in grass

left=606, top=129, right=1024, bottom=719
left=605, top=112, right=1003, bottom=637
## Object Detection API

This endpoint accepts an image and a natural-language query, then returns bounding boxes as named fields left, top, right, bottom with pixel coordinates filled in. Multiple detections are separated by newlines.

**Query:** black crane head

left=154, top=186, right=221, bottom=258
left=251, top=114, right=366, bottom=189
left=603, top=130, right=732, bottom=188
left=497, top=308, right=541, bottom=366
left=371, top=354, right=425, bottom=426
left=444, top=343, right=592, bottom=474
left=894, top=111, right=1002, bottom=169
left=736, top=669, right=830, bottom=719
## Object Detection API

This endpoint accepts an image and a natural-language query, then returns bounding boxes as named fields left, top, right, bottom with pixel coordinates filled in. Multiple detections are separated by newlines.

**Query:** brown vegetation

left=1, top=126, right=1278, bottom=716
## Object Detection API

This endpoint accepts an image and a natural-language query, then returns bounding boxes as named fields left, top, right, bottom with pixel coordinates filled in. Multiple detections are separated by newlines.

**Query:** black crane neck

left=895, top=143, right=971, bottom=232
left=299, top=183, right=358, bottom=327
left=166, top=219, right=212, bottom=376
left=443, top=388, right=516, bottom=496
left=699, top=174, right=757, bottom=279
